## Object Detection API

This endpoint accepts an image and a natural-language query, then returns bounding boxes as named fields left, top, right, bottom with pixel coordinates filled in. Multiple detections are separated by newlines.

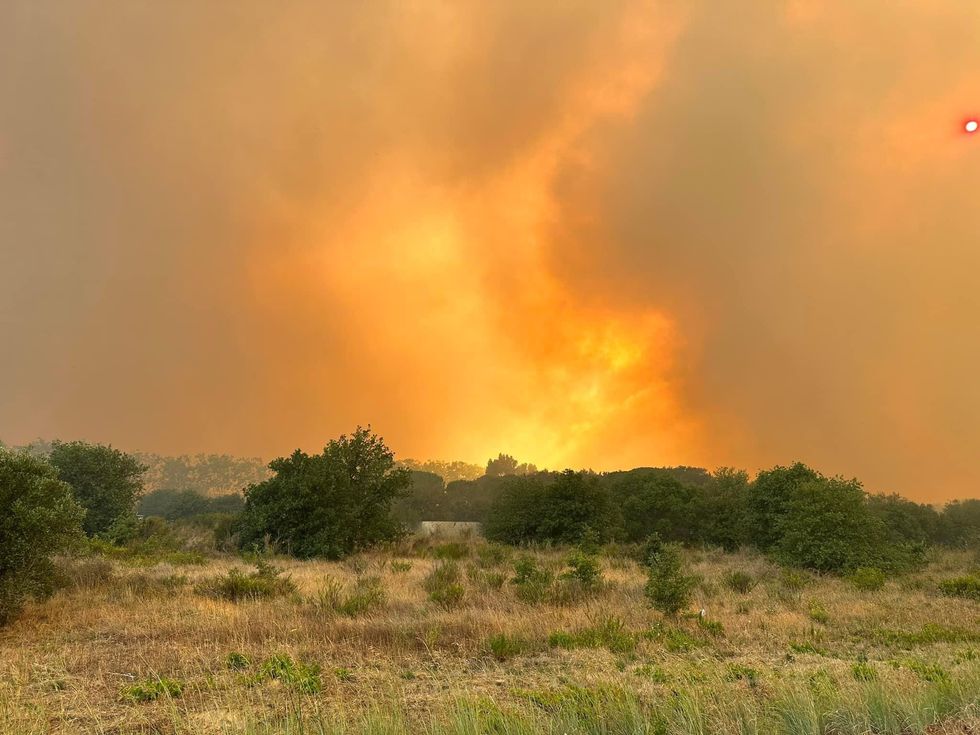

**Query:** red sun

left=966, top=119, right=979, bottom=134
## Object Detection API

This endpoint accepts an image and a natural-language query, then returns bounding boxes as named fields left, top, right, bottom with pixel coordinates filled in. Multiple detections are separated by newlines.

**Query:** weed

left=122, top=677, right=184, bottom=703
left=314, top=575, right=386, bottom=617
left=851, top=661, right=877, bottom=681
left=724, top=571, right=755, bottom=593
left=849, top=567, right=886, bottom=592
left=486, top=633, right=538, bottom=661
left=939, top=576, right=980, bottom=601
left=424, top=561, right=465, bottom=610
left=390, top=560, right=413, bottom=573
left=226, top=652, right=250, bottom=671
left=548, top=617, right=635, bottom=654
left=196, top=561, right=296, bottom=602
left=254, top=654, right=322, bottom=694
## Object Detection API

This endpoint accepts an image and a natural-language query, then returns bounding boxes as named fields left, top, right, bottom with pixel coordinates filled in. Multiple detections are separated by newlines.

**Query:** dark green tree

left=0, top=450, right=85, bottom=625
left=867, top=493, right=940, bottom=545
left=484, top=470, right=615, bottom=545
left=644, top=544, right=697, bottom=617
left=237, top=427, right=410, bottom=559
left=775, top=477, right=895, bottom=573
left=697, top=468, right=750, bottom=551
left=49, top=441, right=146, bottom=536
left=936, top=500, right=980, bottom=547
left=747, top=462, right=822, bottom=550
left=485, top=453, right=536, bottom=477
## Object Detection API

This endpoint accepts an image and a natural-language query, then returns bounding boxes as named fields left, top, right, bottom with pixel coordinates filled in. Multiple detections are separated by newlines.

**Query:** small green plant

left=723, top=571, right=755, bottom=593
left=433, top=542, right=469, bottom=560
left=637, top=533, right=664, bottom=568
left=904, top=659, right=950, bottom=684
left=334, top=667, right=355, bottom=682
left=226, top=651, right=251, bottom=671
left=789, top=640, right=827, bottom=656
left=548, top=617, right=635, bottom=654
left=562, top=550, right=603, bottom=592
left=849, top=567, right=886, bottom=592
left=254, top=654, right=322, bottom=694
left=476, top=544, right=512, bottom=568
left=939, top=576, right=980, bottom=601
left=643, top=625, right=706, bottom=652
left=851, top=661, right=877, bottom=681
left=806, top=603, right=828, bottom=626
left=726, top=664, right=759, bottom=686
left=314, top=576, right=386, bottom=617
left=196, top=561, right=296, bottom=602
left=644, top=544, right=697, bottom=617
left=122, top=677, right=184, bottom=703
left=634, top=664, right=669, bottom=683
left=486, top=633, right=537, bottom=661
left=390, top=560, right=413, bottom=573
left=780, top=569, right=811, bottom=591
left=424, top=561, right=465, bottom=610
left=696, top=616, right=725, bottom=637
left=512, top=556, right=555, bottom=604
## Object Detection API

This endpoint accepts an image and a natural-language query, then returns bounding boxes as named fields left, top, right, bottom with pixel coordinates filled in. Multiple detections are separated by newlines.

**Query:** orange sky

left=2, top=1, right=980, bottom=500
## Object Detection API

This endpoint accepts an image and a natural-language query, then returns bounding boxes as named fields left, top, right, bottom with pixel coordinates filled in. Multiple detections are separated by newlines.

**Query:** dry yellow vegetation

left=3, top=541, right=980, bottom=734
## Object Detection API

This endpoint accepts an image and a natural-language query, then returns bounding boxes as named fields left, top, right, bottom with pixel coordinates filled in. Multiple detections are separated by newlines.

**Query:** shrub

left=254, top=654, right=322, bottom=694
left=562, top=550, right=603, bottom=592
left=314, top=576, right=386, bottom=617
left=390, top=560, right=413, bottom=573
left=0, top=450, right=85, bottom=625
left=511, top=556, right=555, bottom=605
left=644, top=544, right=697, bottom=617
left=424, top=562, right=465, bottom=609
left=780, top=569, right=811, bottom=591
left=849, top=566, right=886, bottom=591
left=939, top=576, right=980, bottom=601
left=122, top=677, right=184, bottom=703
left=237, top=428, right=409, bottom=559
left=723, top=570, right=755, bottom=593
left=196, top=561, right=296, bottom=602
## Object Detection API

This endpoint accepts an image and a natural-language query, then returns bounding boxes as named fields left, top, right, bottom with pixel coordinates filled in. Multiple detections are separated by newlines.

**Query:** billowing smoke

left=2, top=1, right=979, bottom=499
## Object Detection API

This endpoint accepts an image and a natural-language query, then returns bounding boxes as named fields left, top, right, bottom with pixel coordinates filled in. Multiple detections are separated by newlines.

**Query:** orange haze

left=2, top=1, right=980, bottom=501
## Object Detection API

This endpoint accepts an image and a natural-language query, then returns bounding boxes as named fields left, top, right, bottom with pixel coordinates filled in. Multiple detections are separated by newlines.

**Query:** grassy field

left=3, top=540, right=980, bottom=734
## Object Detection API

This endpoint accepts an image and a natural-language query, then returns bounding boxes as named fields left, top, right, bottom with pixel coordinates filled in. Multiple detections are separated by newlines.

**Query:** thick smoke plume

left=2, top=1, right=979, bottom=499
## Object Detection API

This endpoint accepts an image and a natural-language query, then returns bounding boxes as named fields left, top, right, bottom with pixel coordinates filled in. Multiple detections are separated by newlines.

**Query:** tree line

left=4, top=429, right=980, bottom=625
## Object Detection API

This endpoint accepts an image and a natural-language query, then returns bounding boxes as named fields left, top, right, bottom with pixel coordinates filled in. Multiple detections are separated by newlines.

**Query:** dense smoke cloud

left=2, top=1, right=979, bottom=499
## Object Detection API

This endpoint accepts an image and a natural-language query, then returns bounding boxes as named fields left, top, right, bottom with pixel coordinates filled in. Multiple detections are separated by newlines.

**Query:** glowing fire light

left=966, top=120, right=979, bottom=134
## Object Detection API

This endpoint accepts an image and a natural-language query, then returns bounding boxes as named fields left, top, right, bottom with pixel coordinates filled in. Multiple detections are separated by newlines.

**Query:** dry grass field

left=4, top=540, right=980, bottom=734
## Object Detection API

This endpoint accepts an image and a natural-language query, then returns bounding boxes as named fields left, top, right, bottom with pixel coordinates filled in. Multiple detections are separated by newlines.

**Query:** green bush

left=196, top=561, right=296, bottom=602
left=390, top=560, right=413, bottom=573
left=851, top=661, right=877, bottom=681
left=476, top=544, right=512, bottom=568
left=0, top=450, right=85, bottom=625
left=122, top=677, right=184, bottom=703
left=939, top=576, right=980, bottom=601
left=644, top=544, right=697, bottom=617
left=849, top=566, right=886, bottom=591
left=723, top=570, right=755, bottom=593
left=424, top=562, right=465, bottom=609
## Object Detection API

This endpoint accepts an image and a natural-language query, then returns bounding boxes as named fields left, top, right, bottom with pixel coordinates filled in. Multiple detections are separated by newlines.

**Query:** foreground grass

left=3, top=543, right=980, bottom=733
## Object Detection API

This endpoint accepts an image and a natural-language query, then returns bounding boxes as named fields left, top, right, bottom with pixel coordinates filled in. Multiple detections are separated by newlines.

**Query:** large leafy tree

left=49, top=441, right=146, bottom=536
left=484, top=470, right=616, bottom=545
left=0, top=449, right=84, bottom=625
left=775, top=477, right=894, bottom=573
left=238, top=427, right=410, bottom=559
left=747, top=462, right=822, bottom=550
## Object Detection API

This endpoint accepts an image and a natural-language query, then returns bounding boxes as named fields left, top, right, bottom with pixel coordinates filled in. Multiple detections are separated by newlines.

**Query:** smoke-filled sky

left=2, top=1, right=980, bottom=500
